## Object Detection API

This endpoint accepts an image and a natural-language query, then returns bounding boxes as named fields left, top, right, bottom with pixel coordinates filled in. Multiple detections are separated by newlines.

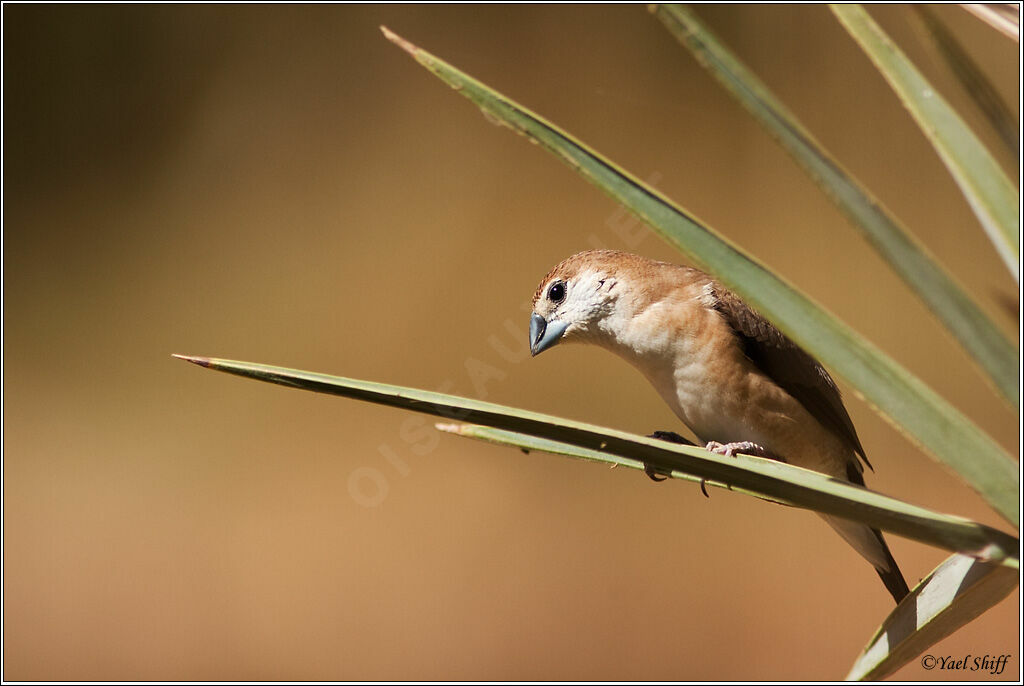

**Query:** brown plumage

left=529, top=249, right=909, bottom=603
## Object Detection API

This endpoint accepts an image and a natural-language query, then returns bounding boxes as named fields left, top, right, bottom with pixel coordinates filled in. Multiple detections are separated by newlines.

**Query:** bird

left=528, top=249, right=909, bottom=604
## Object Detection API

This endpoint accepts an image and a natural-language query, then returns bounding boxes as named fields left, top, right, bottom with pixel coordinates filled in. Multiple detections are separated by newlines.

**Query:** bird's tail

left=820, top=514, right=910, bottom=604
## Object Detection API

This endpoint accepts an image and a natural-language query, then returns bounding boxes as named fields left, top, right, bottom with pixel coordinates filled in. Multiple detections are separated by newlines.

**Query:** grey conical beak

left=530, top=313, right=568, bottom=356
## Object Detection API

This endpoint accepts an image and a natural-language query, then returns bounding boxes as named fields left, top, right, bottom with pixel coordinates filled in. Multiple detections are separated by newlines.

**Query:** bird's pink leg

left=698, top=442, right=787, bottom=498
left=645, top=435, right=787, bottom=497
left=704, top=441, right=785, bottom=462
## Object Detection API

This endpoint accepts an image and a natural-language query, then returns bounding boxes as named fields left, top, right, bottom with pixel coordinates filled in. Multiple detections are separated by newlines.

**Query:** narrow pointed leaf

left=380, top=27, right=1019, bottom=525
left=914, top=6, right=1019, bottom=158
left=847, top=553, right=1019, bottom=680
left=831, top=5, right=1019, bottom=280
left=961, top=3, right=1020, bottom=41
left=652, top=3, right=1018, bottom=406
left=435, top=421, right=792, bottom=505
left=173, top=354, right=1019, bottom=563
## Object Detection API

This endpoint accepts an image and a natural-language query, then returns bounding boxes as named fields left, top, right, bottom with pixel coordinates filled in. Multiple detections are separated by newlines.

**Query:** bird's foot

left=643, top=430, right=692, bottom=482
left=645, top=430, right=708, bottom=495
left=648, top=430, right=695, bottom=446
left=704, top=441, right=785, bottom=462
left=643, top=462, right=667, bottom=482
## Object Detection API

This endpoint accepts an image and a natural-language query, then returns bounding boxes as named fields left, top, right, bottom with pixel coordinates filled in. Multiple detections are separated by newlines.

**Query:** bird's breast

left=657, top=347, right=770, bottom=445
left=589, top=286, right=852, bottom=478
left=613, top=306, right=762, bottom=441
left=614, top=306, right=846, bottom=474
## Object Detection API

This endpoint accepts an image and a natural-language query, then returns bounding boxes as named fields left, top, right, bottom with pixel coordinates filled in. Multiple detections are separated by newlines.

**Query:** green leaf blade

left=435, top=421, right=792, bottom=504
left=830, top=5, right=1020, bottom=281
left=847, top=554, right=1019, bottom=680
left=914, top=6, right=1019, bottom=159
left=173, top=354, right=1020, bottom=563
left=961, top=3, right=1020, bottom=42
left=380, top=28, right=1019, bottom=525
left=651, top=3, right=1018, bottom=407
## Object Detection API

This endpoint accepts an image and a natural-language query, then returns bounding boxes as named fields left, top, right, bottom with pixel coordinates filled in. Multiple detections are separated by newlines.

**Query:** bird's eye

left=547, top=281, right=566, bottom=303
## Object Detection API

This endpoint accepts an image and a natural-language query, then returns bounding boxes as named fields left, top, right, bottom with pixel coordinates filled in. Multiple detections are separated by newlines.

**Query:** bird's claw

left=645, top=430, right=692, bottom=482
left=704, top=440, right=783, bottom=462
left=696, top=441, right=786, bottom=498
left=705, top=440, right=739, bottom=457
left=646, top=430, right=707, bottom=492
left=643, top=462, right=668, bottom=482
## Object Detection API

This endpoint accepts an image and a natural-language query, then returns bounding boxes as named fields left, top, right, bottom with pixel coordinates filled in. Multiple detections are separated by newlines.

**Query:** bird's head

left=529, top=250, right=629, bottom=356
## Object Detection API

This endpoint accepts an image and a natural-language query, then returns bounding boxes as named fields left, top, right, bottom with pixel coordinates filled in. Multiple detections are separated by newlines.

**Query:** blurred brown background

left=3, top=4, right=1019, bottom=680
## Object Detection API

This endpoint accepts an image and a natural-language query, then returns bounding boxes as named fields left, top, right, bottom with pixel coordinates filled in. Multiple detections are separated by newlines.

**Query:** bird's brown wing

left=709, top=285, right=870, bottom=471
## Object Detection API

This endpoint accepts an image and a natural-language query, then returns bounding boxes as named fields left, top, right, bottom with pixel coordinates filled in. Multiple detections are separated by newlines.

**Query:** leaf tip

left=172, top=353, right=212, bottom=368
left=434, top=422, right=464, bottom=434
left=380, top=25, right=418, bottom=57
